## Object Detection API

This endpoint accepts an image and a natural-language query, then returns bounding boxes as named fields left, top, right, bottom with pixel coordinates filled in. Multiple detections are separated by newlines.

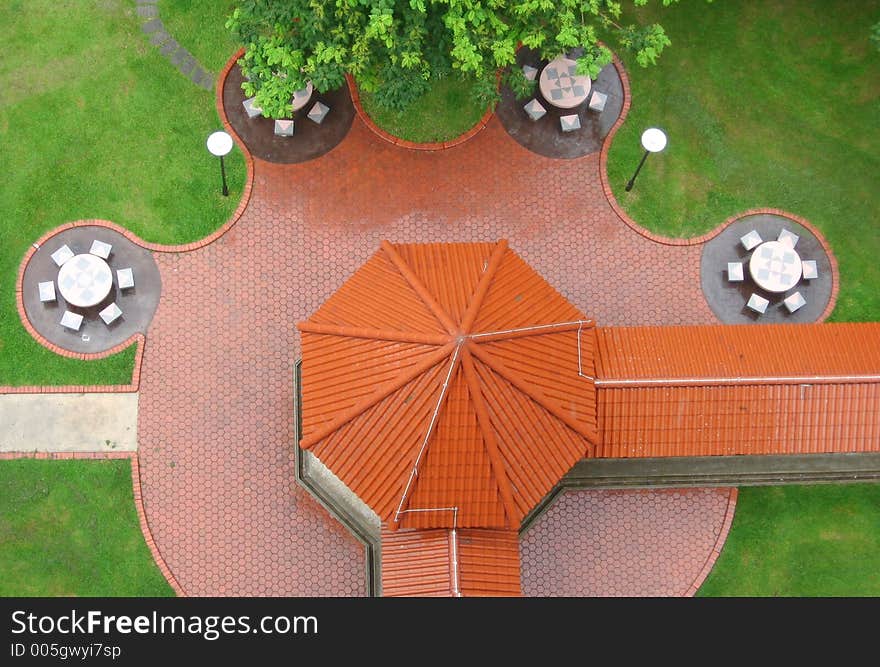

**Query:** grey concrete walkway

left=0, top=393, right=138, bottom=452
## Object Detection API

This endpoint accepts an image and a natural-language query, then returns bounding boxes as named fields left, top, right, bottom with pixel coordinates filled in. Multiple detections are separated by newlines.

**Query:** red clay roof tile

left=457, top=528, right=521, bottom=597
left=598, top=383, right=880, bottom=457
left=381, top=528, right=521, bottom=597
left=596, top=323, right=880, bottom=382
left=595, top=323, right=880, bottom=457
left=381, top=528, right=453, bottom=597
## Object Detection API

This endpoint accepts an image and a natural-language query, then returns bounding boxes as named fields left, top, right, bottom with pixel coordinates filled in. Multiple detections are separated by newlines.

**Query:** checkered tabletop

left=539, top=57, right=591, bottom=109
left=748, top=241, right=802, bottom=293
left=57, top=253, right=113, bottom=307
left=291, top=81, right=314, bottom=112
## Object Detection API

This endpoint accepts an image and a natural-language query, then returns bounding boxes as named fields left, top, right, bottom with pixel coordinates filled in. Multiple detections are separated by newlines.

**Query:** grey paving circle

left=700, top=213, right=833, bottom=323
left=22, top=226, right=162, bottom=355
left=223, top=65, right=356, bottom=164
left=496, top=47, right=624, bottom=159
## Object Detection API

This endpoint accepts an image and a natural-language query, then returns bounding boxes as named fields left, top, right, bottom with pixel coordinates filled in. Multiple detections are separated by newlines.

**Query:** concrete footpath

left=0, top=393, right=138, bottom=452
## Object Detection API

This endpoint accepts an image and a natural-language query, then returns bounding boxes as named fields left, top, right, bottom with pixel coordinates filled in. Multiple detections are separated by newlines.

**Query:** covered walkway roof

left=595, top=323, right=880, bottom=458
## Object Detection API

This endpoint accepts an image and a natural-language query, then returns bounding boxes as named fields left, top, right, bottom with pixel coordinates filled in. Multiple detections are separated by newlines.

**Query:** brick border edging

left=345, top=73, right=495, bottom=151
left=17, top=60, right=254, bottom=259
left=0, top=335, right=145, bottom=394
left=216, top=48, right=260, bottom=184
left=0, top=450, right=186, bottom=596
left=700, top=209, right=841, bottom=322
left=597, top=59, right=839, bottom=321
left=685, top=487, right=738, bottom=597
left=7, top=55, right=256, bottom=378
left=0, top=451, right=134, bottom=461
left=130, top=454, right=186, bottom=595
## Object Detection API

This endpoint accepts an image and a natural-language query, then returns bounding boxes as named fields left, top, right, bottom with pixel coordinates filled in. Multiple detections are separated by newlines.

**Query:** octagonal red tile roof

left=298, top=241, right=598, bottom=530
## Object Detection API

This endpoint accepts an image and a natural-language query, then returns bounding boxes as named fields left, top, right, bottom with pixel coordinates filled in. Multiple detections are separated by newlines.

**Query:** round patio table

left=291, top=82, right=314, bottom=112
left=539, top=57, right=591, bottom=109
left=749, top=241, right=802, bottom=293
left=57, top=253, right=113, bottom=307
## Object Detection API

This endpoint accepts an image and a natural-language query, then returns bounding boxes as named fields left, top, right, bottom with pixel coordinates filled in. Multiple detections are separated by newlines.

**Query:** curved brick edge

left=346, top=73, right=495, bottom=151
left=216, top=48, right=261, bottom=188
left=12, top=65, right=255, bottom=363
left=597, top=59, right=839, bottom=321
left=7, top=77, right=253, bottom=261
left=14, top=228, right=148, bottom=362
left=0, top=450, right=185, bottom=596
left=130, top=454, right=186, bottom=596
left=684, top=487, right=738, bottom=597
left=15, top=185, right=253, bottom=277
left=0, top=335, right=145, bottom=394
left=694, top=208, right=840, bottom=323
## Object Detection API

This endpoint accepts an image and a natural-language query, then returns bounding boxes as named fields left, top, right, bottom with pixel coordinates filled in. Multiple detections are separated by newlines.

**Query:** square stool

left=560, top=114, right=581, bottom=132
left=307, top=101, right=330, bottom=124
left=727, top=262, right=744, bottom=282
left=588, top=90, right=607, bottom=112
left=740, top=230, right=763, bottom=251
left=99, top=302, right=123, bottom=325
left=523, top=99, right=546, bottom=121
left=784, top=291, right=806, bottom=313
left=39, top=281, right=56, bottom=302
left=90, top=239, right=112, bottom=259
left=801, top=260, right=818, bottom=280
left=60, top=310, right=83, bottom=331
left=746, top=294, right=769, bottom=314
left=117, top=268, right=135, bottom=290
left=778, top=228, right=799, bottom=248
left=274, top=119, right=294, bottom=136
left=242, top=97, right=263, bottom=118
left=51, top=245, right=75, bottom=267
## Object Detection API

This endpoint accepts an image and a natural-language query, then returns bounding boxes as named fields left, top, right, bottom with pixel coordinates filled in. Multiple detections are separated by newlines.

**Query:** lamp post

left=625, top=127, right=667, bottom=192
left=206, top=131, right=234, bottom=196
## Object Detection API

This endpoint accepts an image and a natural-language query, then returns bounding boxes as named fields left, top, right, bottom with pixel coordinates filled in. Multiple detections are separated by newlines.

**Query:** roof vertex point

left=297, top=241, right=598, bottom=534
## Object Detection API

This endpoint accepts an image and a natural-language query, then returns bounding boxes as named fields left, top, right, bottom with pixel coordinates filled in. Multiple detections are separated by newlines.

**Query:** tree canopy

left=227, top=0, right=681, bottom=118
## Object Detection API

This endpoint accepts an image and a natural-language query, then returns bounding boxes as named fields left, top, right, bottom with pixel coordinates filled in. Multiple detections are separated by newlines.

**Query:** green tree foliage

left=227, top=0, right=680, bottom=118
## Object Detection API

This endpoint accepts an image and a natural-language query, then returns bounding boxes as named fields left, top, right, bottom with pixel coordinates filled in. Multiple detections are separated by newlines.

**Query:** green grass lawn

left=606, top=0, right=880, bottom=321
left=358, top=76, right=487, bottom=143
left=0, top=0, right=246, bottom=386
left=699, top=484, right=880, bottom=596
left=0, top=460, right=174, bottom=596
left=160, top=0, right=240, bottom=73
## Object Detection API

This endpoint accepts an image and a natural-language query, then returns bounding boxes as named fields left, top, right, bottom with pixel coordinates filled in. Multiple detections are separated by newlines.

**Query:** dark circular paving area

left=701, top=213, right=833, bottom=323
left=223, top=65, right=355, bottom=164
left=496, top=47, right=624, bottom=159
left=22, top=226, right=161, bottom=354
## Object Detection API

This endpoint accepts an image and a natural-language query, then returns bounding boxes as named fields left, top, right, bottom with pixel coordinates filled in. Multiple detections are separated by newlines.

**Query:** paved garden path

left=136, top=116, right=720, bottom=596
left=0, top=393, right=138, bottom=453
left=137, top=1, right=215, bottom=90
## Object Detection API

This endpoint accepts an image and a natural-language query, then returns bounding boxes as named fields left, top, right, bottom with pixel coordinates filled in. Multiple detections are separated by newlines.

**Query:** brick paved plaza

left=135, top=111, right=731, bottom=595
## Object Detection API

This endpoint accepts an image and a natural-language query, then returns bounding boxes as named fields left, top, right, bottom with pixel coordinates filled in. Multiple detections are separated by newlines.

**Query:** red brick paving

left=136, top=114, right=724, bottom=596
left=520, top=488, right=737, bottom=597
